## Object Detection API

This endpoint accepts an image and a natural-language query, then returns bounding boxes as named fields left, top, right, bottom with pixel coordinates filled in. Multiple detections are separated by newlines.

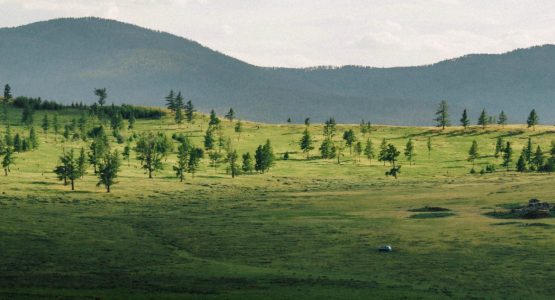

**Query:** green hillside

left=2, top=18, right=555, bottom=124
left=2, top=100, right=555, bottom=299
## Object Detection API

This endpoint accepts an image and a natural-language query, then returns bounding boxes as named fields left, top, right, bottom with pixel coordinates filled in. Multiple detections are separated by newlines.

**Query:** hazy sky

left=1, top=0, right=555, bottom=67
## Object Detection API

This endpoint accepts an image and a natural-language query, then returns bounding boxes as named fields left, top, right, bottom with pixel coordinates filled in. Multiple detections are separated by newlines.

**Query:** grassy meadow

left=2, top=105, right=555, bottom=299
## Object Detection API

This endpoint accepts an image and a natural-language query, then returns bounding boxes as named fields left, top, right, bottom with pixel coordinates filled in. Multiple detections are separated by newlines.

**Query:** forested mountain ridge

left=1, top=17, right=554, bottom=125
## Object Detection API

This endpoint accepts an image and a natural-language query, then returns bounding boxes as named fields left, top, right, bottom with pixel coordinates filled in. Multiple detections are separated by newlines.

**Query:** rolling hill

left=0, top=17, right=554, bottom=125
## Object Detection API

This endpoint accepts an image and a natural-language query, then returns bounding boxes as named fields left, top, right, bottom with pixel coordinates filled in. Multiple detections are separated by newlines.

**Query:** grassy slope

left=2, top=105, right=555, bottom=299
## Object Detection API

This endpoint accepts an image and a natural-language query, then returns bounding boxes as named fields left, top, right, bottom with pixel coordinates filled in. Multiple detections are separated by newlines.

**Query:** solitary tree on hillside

left=225, top=108, right=235, bottom=122
left=3, top=84, right=12, bottom=100
left=94, top=88, right=107, bottom=107
left=516, top=149, right=527, bottom=172
left=527, top=109, right=539, bottom=130
left=299, top=128, right=314, bottom=159
left=404, top=138, right=415, bottom=165
left=478, top=109, right=488, bottom=129
left=468, top=140, right=479, bottom=166
left=434, top=100, right=450, bottom=130
left=97, top=150, right=121, bottom=193
left=502, top=141, right=513, bottom=171
left=460, top=109, right=470, bottom=129
left=498, top=111, right=508, bottom=127
left=383, top=144, right=401, bottom=179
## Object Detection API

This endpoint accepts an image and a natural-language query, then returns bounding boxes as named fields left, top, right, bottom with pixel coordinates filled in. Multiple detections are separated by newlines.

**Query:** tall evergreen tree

left=527, top=109, right=539, bottom=130
left=41, top=114, right=49, bottom=137
left=2, top=147, right=14, bottom=176
left=525, top=137, right=533, bottom=164
left=468, top=140, right=479, bottom=165
left=3, top=84, right=12, bottom=100
left=174, top=92, right=184, bottom=125
left=434, top=100, right=450, bottom=130
left=516, top=149, right=527, bottom=172
left=319, top=137, right=336, bottom=159
left=378, top=138, right=388, bottom=165
left=184, top=100, right=195, bottom=123
left=533, top=145, right=544, bottom=171
left=478, top=109, right=488, bottom=129
left=29, top=127, right=38, bottom=150
left=364, top=139, right=374, bottom=163
left=494, top=136, right=504, bottom=158
left=165, top=90, right=176, bottom=112
left=225, top=108, right=235, bottom=122
left=502, top=142, right=513, bottom=171
left=404, top=138, right=415, bottom=165
left=498, top=111, right=507, bottom=127
left=228, top=150, right=239, bottom=178
left=242, top=152, right=254, bottom=173
left=299, top=128, right=314, bottom=159
left=204, top=127, right=215, bottom=150
left=460, top=109, right=470, bottom=129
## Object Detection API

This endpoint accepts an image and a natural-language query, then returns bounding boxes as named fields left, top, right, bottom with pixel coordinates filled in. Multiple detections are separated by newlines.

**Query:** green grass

left=2, top=105, right=555, bottom=299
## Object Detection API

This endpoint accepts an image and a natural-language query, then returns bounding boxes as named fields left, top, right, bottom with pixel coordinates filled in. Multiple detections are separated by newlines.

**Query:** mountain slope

left=1, top=17, right=554, bottom=125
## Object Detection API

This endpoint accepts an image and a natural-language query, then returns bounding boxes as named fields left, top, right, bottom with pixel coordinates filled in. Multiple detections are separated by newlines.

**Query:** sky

left=1, top=0, right=555, bottom=68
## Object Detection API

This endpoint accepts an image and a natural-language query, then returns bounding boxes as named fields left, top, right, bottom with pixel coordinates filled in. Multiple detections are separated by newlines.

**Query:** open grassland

left=2, top=106, right=555, bottom=299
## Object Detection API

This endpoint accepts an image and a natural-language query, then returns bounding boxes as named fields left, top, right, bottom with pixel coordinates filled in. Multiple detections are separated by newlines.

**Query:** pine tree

left=225, top=108, right=235, bottom=122
left=516, top=149, right=527, bottom=172
left=299, top=128, right=314, bottom=159
left=4, top=125, right=13, bottom=147
left=204, top=127, right=215, bottom=150
left=434, top=100, right=450, bottom=130
left=41, top=114, right=49, bottom=137
left=184, top=100, right=195, bottom=123
left=123, top=143, right=131, bottom=167
left=460, top=109, right=470, bottom=129
left=228, top=150, right=239, bottom=178
left=2, top=147, right=14, bottom=176
left=525, top=137, right=533, bottom=164
left=527, top=109, right=539, bottom=130
left=174, top=93, right=184, bottom=125
left=364, top=139, right=374, bottom=163
left=242, top=152, right=254, bottom=173
left=165, top=90, right=176, bottom=113
left=378, top=138, right=388, bottom=165
left=319, top=137, right=336, bottom=159
left=174, top=142, right=189, bottom=182
left=21, top=105, right=34, bottom=126
left=494, top=136, right=504, bottom=158
left=77, top=147, right=87, bottom=178
left=3, top=84, right=12, bottom=100
left=502, top=142, right=512, bottom=171
left=187, top=147, right=204, bottom=178
left=404, top=138, right=415, bottom=165
left=354, top=141, right=363, bottom=162
left=533, top=145, right=544, bottom=171
left=234, top=120, right=243, bottom=141
left=498, top=111, right=507, bottom=127
left=29, top=127, right=38, bottom=150
left=478, top=109, right=488, bottom=129
left=97, top=150, right=121, bottom=193
left=468, top=140, right=479, bottom=165
left=53, top=114, right=59, bottom=142
left=209, top=110, right=220, bottom=127
left=323, top=118, right=337, bottom=138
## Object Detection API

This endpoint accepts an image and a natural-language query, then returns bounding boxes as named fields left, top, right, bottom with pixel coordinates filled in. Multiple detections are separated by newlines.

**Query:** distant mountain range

left=1, top=17, right=554, bottom=125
